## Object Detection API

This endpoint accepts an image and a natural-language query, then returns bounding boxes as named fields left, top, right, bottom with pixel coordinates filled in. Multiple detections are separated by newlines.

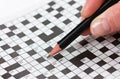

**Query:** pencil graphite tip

left=47, top=54, right=52, bottom=58
left=49, top=44, right=62, bottom=56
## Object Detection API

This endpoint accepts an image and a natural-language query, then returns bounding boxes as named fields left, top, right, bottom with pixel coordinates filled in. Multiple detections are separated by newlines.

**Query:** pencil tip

left=47, top=54, right=52, bottom=58
left=49, top=44, right=62, bottom=56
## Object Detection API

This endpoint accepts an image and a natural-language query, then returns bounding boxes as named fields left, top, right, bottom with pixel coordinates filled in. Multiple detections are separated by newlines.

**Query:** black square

left=55, top=13, right=62, bottom=18
left=112, top=40, right=120, bottom=46
left=109, top=53, right=119, bottom=59
left=45, top=47, right=53, bottom=53
left=56, top=7, right=64, bottom=12
left=48, top=75, right=57, bottom=79
left=2, top=73, right=11, bottom=79
left=17, top=32, right=26, bottom=38
left=68, top=1, right=76, bottom=5
left=70, top=50, right=96, bottom=67
left=97, top=60, right=106, bottom=66
left=66, top=46, right=76, bottom=53
left=84, top=68, right=94, bottom=74
left=100, top=47, right=109, bottom=53
left=71, top=75, right=80, bottom=79
left=36, top=57, right=45, bottom=63
left=112, top=33, right=120, bottom=39
left=42, top=20, right=51, bottom=25
left=61, top=68, right=71, bottom=74
left=46, top=7, right=54, bottom=12
left=37, top=74, right=46, bottom=79
left=27, top=50, right=37, bottom=56
left=30, top=26, right=38, bottom=32
left=77, top=6, right=82, bottom=11
left=12, top=45, right=21, bottom=51
left=5, top=63, right=21, bottom=71
left=0, top=24, right=6, bottom=30
left=6, top=31, right=15, bottom=37
left=96, top=37, right=106, bottom=42
left=25, top=39, right=34, bottom=45
left=63, top=19, right=71, bottom=25
left=75, top=13, right=80, bottom=18
left=0, top=38, right=2, bottom=41
left=79, top=40, right=88, bottom=46
left=9, top=25, right=17, bottom=30
left=54, top=54, right=63, bottom=60
left=46, top=64, right=55, bottom=70
left=94, top=74, right=104, bottom=79
left=0, top=58, right=5, bottom=64
left=10, top=52, right=19, bottom=58
left=1, top=44, right=10, bottom=50
left=34, top=14, right=42, bottom=19
left=21, top=20, right=30, bottom=25
left=14, top=70, right=30, bottom=79
left=48, top=1, right=55, bottom=6
left=107, top=67, right=116, bottom=73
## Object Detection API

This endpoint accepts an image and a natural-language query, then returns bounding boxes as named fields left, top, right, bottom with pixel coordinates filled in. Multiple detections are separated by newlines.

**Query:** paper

left=0, top=0, right=120, bottom=79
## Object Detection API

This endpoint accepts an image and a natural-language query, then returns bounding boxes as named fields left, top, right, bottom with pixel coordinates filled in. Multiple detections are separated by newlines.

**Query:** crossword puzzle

left=0, top=0, right=120, bottom=79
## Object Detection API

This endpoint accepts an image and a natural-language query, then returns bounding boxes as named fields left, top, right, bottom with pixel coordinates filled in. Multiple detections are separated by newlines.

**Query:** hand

left=81, top=0, right=120, bottom=37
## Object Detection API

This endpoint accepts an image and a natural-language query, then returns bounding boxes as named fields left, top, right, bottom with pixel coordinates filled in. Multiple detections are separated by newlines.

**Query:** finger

left=81, top=28, right=90, bottom=36
left=81, top=0, right=104, bottom=18
left=90, top=2, right=120, bottom=37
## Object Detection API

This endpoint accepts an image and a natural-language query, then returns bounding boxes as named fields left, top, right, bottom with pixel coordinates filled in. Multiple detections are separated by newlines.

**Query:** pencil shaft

left=58, top=0, right=119, bottom=49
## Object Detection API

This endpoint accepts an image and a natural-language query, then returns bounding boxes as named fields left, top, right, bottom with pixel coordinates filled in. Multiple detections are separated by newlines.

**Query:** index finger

left=81, top=0, right=105, bottom=18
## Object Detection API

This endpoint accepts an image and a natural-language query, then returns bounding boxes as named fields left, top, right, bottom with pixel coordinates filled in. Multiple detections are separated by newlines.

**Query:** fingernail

left=91, top=19, right=111, bottom=37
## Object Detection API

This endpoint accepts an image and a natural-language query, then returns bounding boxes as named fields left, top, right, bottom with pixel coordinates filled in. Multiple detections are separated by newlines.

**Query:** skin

left=81, top=0, right=120, bottom=37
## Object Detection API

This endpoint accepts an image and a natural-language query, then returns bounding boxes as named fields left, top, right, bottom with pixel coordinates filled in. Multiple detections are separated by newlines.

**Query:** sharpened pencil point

left=47, top=54, right=52, bottom=58
left=49, top=44, right=62, bottom=56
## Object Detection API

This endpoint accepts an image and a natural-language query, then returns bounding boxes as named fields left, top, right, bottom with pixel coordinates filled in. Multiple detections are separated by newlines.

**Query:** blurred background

left=0, top=0, right=51, bottom=24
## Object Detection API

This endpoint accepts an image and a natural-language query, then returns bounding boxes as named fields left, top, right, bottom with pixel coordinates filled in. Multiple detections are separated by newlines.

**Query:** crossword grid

left=0, top=0, right=120, bottom=79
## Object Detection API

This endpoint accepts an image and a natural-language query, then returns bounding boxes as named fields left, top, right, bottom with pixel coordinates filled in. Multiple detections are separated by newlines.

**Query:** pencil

left=48, top=0, right=119, bottom=57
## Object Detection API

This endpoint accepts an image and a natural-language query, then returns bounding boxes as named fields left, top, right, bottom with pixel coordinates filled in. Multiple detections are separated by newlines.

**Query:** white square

left=32, top=71, right=41, bottom=76
left=34, top=64, right=43, bottom=70
left=3, top=55, right=12, bottom=61
left=68, top=65, right=77, bottom=71
left=0, top=69, right=7, bottom=75
left=43, top=71, right=53, bottom=77
left=73, top=68, right=81, bottom=74
left=9, top=70, right=18, bottom=75
left=55, top=72, right=64, bottom=78
left=89, top=71, right=98, bottom=78
left=57, top=65, right=66, bottom=71
left=16, top=67, right=25, bottom=72
left=0, top=51, right=8, bottom=57
left=83, top=75, right=92, bottom=79
left=50, top=68, right=59, bottom=74
left=91, top=64, right=99, bottom=70
left=79, top=64, right=88, bottom=71
left=78, top=72, right=87, bottom=78
left=101, top=71, right=110, bottom=77
left=1, top=62, right=9, bottom=68
left=39, top=67, right=48, bottom=73
left=102, top=64, right=111, bottom=70
left=96, top=67, right=105, bottom=73
left=26, top=57, right=34, bottom=62
left=41, top=61, right=50, bottom=67
left=19, top=60, right=28, bottom=66
left=8, top=59, right=16, bottom=65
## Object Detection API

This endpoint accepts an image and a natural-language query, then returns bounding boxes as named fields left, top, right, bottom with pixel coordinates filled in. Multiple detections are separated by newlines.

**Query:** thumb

left=90, top=2, right=120, bottom=37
